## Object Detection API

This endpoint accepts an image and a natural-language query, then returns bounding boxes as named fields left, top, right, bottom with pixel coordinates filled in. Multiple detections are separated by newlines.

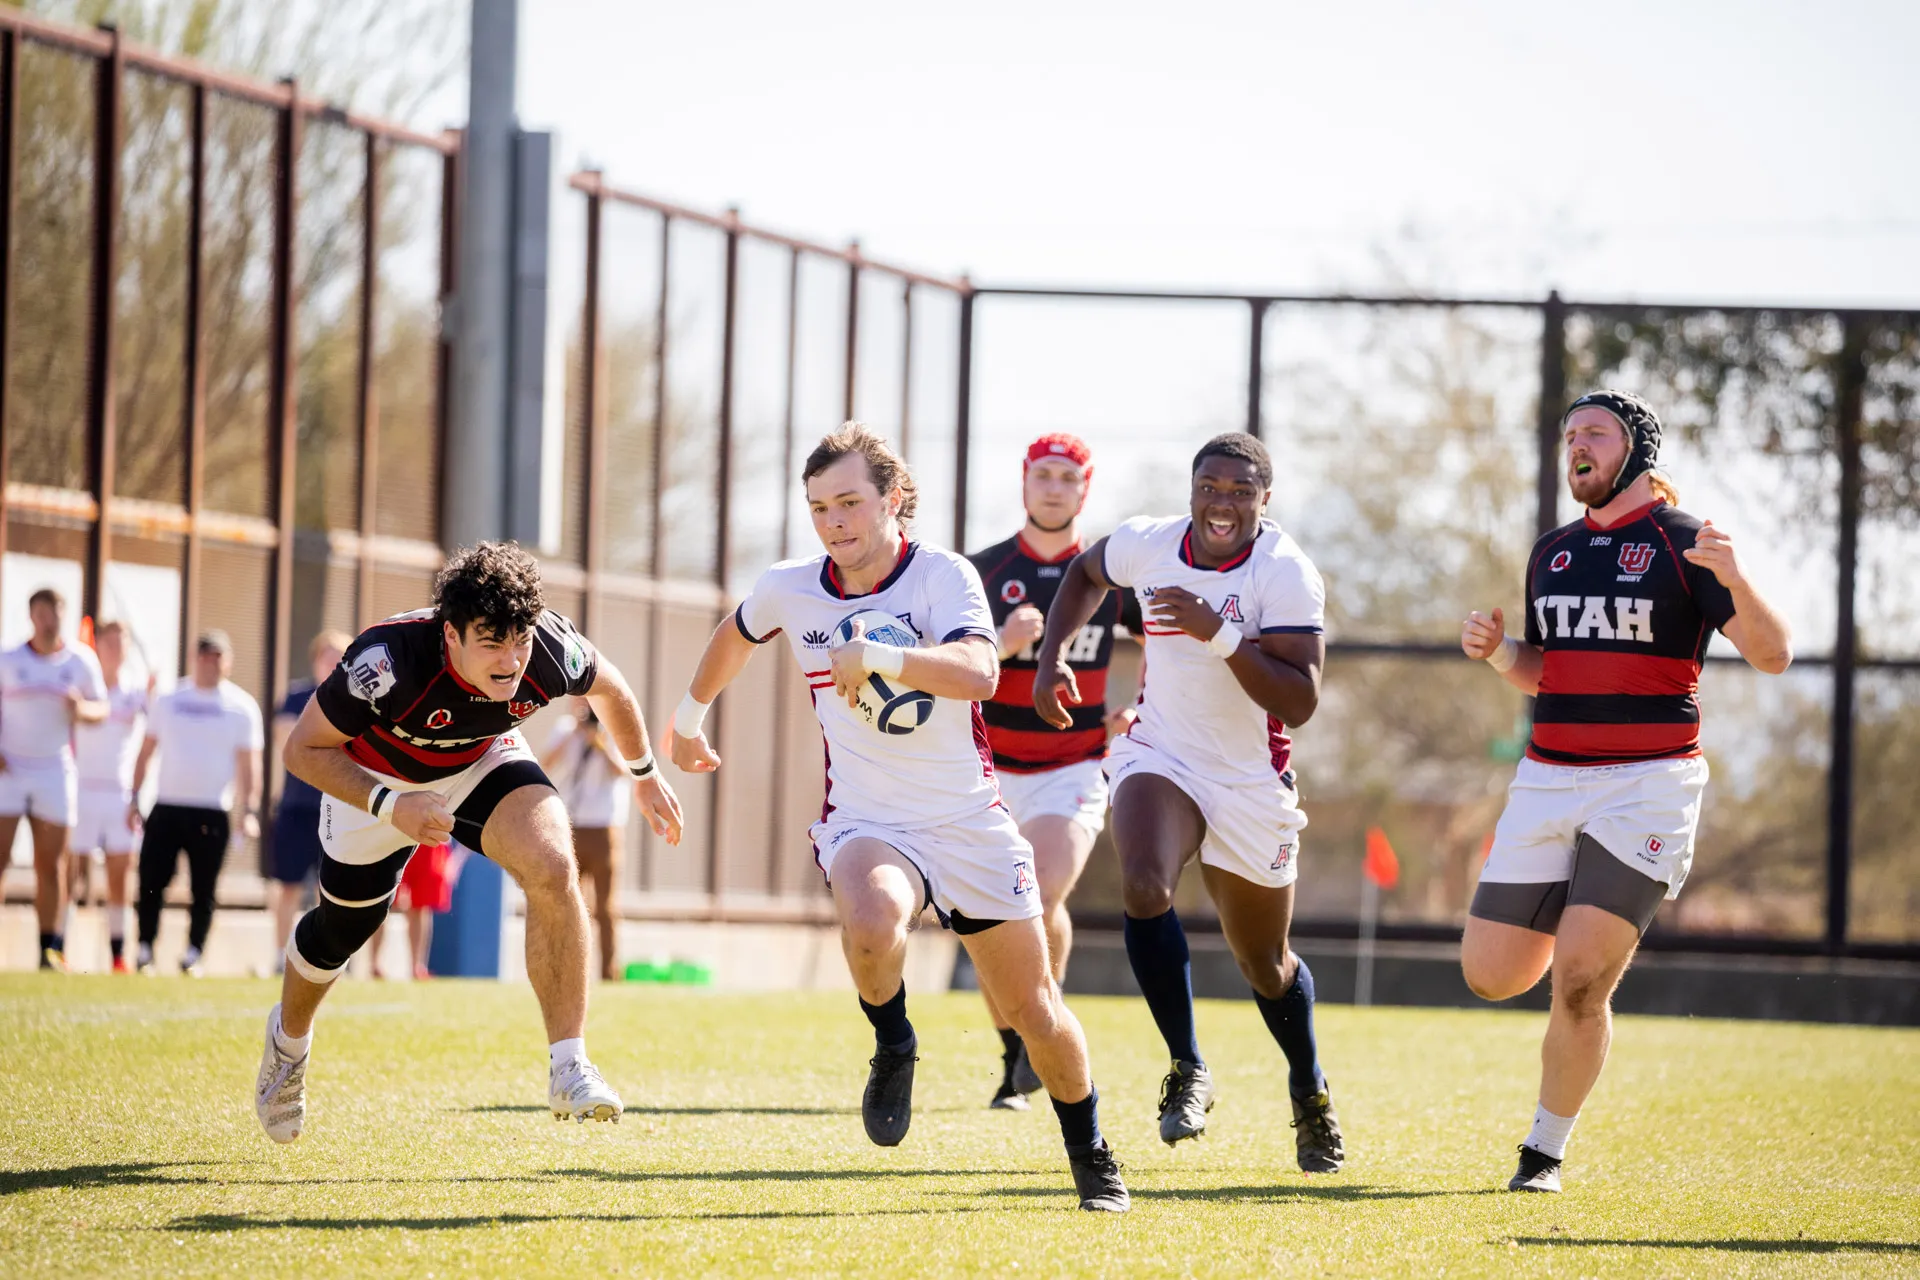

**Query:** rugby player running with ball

left=1035, top=432, right=1345, bottom=1173
left=253, top=542, right=683, bottom=1143
left=968, top=432, right=1139, bottom=1111
left=670, top=423, right=1129, bottom=1212
left=1461, top=390, right=1792, bottom=1192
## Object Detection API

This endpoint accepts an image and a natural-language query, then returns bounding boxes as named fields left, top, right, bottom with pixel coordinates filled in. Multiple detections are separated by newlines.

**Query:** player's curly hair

left=802, top=421, right=919, bottom=524
left=1192, top=432, right=1273, bottom=488
left=434, top=541, right=546, bottom=640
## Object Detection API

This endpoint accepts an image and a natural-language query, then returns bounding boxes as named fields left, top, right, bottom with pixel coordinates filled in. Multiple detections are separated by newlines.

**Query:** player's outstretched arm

left=669, top=616, right=759, bottom=774
left=286, top=699, right=453, bottom=846
left=585, top=659, right=684, bottom=845
left=1461, top=607, right=1544, bottom=695
left=1683, top=521, right=1793, bottom=674
left=1032, top=538, right=1115, bottom=728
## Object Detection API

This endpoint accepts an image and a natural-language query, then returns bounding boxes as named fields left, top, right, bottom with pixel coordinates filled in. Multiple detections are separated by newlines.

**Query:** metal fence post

left=842, top=242, right=859, bottom=422
left=711, top=208, right=741, bottom=903
left=1827, top=314, right=1866, bottom=951
left=0, top=30, right=17, bottom=605
left=579, top=176, right=604, bottom=633
left=954, top=283, right=973, bottom=551
left=1246, top=298, right=1266, bottom=439
left=355, top=133, right=381, bottom=629
left=899, top=280, right=913, bottom=457
left=180, top=84, right=205, bottom=666
left=1536, top=291, right=1567, bottom=539
left=83, top=25, right=124, bottom=624
left=267, top=77, right=302, bottom=709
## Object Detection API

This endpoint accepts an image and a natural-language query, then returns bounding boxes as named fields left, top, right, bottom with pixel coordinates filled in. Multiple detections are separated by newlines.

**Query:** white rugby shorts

left=0, top=757, right=77, bottom=827
left=810, top=803, right=1044, bottom=929
left=1481, top=755, right=1709, bottom=899
left=1103, top=733, right=1306, bottom=888
left=320, top=731, right=538, bottom=866
left=71, top=782, right=136, bottom=855
left=995, top=758, right=1109, bottom=837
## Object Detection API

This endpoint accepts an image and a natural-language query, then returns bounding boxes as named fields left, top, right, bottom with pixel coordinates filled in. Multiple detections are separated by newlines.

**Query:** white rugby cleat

left=549, top=1056, right=622, bottom=1123
left=254, top=1004, right=308, bottom=1144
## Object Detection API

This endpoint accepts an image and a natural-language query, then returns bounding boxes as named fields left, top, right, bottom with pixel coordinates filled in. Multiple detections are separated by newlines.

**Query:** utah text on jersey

left=1523, top=501, right=1738, bottom=768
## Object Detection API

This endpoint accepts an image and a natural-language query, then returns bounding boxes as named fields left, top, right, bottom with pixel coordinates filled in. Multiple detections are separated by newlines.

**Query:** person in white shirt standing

left=67, top=619, right=151, bottom=972
left=541, top=698, right=631, bottom=981
left=0, top=586, right=108, bottom=971
left=130, top=630, right=264, bottom=975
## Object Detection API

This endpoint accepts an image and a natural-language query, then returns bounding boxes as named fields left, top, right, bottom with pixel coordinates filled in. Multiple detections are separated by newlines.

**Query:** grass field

left=0, top=975, right=1914, bottom=1278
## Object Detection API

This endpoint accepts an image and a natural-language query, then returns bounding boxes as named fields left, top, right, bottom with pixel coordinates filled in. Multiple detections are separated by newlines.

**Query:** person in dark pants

left=131, top=631, right=265, bottom=975
left=269, top=632, right=351, bottom=973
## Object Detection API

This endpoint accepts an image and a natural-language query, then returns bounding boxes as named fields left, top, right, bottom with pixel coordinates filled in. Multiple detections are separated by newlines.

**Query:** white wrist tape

left=865, top=644, right=906, bottom=679
left=675, top=692, right=710, bottom=737
left=368, top=784, right=397, bottom=822
left=1486, top=636, right=1521, bottom=673
left=1206, top=625, right=1243, bottom=660
left=623, top=748, right=656, bottom=780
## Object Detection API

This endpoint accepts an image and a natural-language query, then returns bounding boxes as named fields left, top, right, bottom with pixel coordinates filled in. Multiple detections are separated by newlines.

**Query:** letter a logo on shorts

left=1012, top=861, right=1035, bottom=895
left=1272, top=842, right=1294, bottom=871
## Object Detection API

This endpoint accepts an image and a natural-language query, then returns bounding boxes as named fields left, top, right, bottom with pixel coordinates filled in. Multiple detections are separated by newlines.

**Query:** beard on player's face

left=1188, top=459, right=1268, bottom=561
left=1565, top=410, right=1630, bottom=507
left=446, top=622, right=532, bottom=701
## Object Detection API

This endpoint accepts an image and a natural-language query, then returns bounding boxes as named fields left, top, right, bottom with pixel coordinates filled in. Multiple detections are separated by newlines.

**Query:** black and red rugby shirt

left=969, top=533, right=1141, bottom=773
left=1522, top=500, right=1737, bottom=767
left=314, top=608, right=599, bottom=783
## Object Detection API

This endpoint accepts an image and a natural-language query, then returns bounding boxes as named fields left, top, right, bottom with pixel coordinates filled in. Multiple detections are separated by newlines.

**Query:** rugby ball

left=832, top=610, right=935, bottom=736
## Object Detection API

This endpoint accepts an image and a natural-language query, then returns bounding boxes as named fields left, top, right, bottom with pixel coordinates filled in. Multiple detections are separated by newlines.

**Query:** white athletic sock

left=549, top=1037, right=586, bottom=1070
left=270, top=1005, right=312, bottom=1060
left=1526, top=1103, right=1578, bottom=1160
left=107, top=905, right=126, bottom=943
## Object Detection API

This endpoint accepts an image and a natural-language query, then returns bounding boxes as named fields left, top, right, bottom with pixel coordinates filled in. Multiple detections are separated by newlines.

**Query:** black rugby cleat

left=1158, top=1059, right=1214, bottom=1145
left=1290, top=1087, right=1345, bottom=1173
left=1068, top=1141, right=1130, bottom=1212
left=1508, top=1143, right=1563, bottom=1193
left=1010, top=1041, right=1043, bottom=1096
left=862, top=1040, right=918, bottom=1147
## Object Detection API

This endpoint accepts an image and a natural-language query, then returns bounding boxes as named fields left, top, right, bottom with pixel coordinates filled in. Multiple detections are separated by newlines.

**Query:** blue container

left=426, top=849, right=507, bottom=978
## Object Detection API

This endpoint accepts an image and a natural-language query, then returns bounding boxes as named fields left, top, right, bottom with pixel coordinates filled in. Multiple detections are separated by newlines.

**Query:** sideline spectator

left=66, top=618, right=153, bottom=972
left=541, top=697, right=629, bottom=981
left=369, top=840, right=455, bottom=981
left=131, top=630, right=264, bottom=975
left=268, top=632, right=351, bottom=973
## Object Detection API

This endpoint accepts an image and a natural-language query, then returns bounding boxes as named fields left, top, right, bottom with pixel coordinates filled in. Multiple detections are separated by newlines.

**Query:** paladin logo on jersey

left=1549, top=550, right=1573, bottom=572
left=425, top=708, right=453, bottom=729
left=802, top=629, right=831, bottom=649
left=1000, top=579, right=1028, bottom=605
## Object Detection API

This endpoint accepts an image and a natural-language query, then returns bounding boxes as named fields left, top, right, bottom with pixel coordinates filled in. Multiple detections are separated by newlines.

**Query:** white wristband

left=1206, top=624, right=1243, bottom=660
left=865, top=644, right=906, bottom=679
left=623, top=749, right=656, bottom=780
left=675, top=692, right=710, bottom=737
left=368, top=784, right=397, bottom=822
left=1486, top=636, right=1521, bottom=673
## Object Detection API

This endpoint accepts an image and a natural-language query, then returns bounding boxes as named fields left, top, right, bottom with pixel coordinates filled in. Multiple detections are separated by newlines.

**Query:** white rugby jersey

left=74, top=672, right=149, bottom=787
left=1102, top=515, right=1325, bottom=785
left=0, top=640, right=106, bottom=765
left=735, top=538, right=1000, bottom=829
left=148, top=680, right=265, bottom=809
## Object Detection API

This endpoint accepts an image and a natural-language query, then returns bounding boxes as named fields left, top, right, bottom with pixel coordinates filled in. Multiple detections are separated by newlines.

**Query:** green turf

left=0, top=975, right=1914, bottom=1278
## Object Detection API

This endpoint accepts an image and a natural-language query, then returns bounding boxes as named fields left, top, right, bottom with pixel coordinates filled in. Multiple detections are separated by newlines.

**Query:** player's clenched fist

left=998, top=604, right=1045, bottom=658
left=1461, top=608, right=1506, bottom=661
left=671, top=724, right=722, bottom=774
left=392, top=790, right=455, bottom=845
left=1146, top=585, right=1225, bottom=641
left=1032, top=657, right=1082, bottom=730
left=830, top=617, right=878, bottom=708
left=1681, top=520, right=1747, bottom=590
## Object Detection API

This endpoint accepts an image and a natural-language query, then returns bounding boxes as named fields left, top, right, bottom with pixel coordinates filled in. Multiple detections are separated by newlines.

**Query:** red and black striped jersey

left=313, top=608, right=600, bottom=783
left=1522, top=501, right=1737, bottom=767
left=969, top=533, right=1141, bottom=773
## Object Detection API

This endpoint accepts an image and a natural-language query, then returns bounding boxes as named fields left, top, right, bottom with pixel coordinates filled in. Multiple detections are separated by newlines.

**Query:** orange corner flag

left=1363, top=826, right=1400, bottom=890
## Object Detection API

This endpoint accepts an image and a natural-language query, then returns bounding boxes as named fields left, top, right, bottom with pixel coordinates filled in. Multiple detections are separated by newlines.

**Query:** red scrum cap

left=1023, top=432, right=1094, bottom=482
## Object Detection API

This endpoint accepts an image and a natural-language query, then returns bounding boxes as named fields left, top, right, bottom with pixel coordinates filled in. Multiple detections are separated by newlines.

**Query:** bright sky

left=523, top=0, right=1920, bottom=304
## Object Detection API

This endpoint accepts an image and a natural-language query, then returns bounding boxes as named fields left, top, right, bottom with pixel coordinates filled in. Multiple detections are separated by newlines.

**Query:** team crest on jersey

left=1645, top=835, right=1664, bottom=856
left=347, top=644, right=395, bottom=702
left=509, top=699, right=536, bottom=719
left=1272, top=842, right=1294, bottom=872
left=1012, top=861, right=1035, bottom=895
left=802, top=629, right=831, bottom=648
left=425, top=708, right=453, bottom=729
left=1219, top=594, right=1245, bottom=623
left=1618, top=543, right=1656, bottom=575
left=563, top=636, right=588, bottom=681
left=1549, top=550, right=1573, bottom=572
left=1001, top=579, right=1028, bottom=605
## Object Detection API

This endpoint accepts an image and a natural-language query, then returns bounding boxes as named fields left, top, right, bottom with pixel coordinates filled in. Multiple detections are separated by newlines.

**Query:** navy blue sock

left=1051, top=1086, right=1104, bottom=1154
left=39, top=932, right=56, bottom=955
left=1252, top=956, right=1328, bottom=1099
left=998, top=1027, right=1022, bottom=1058
left=1123, top=908, right=1203, bottom=1065
left=859, top=983, right=915, bottom=1052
